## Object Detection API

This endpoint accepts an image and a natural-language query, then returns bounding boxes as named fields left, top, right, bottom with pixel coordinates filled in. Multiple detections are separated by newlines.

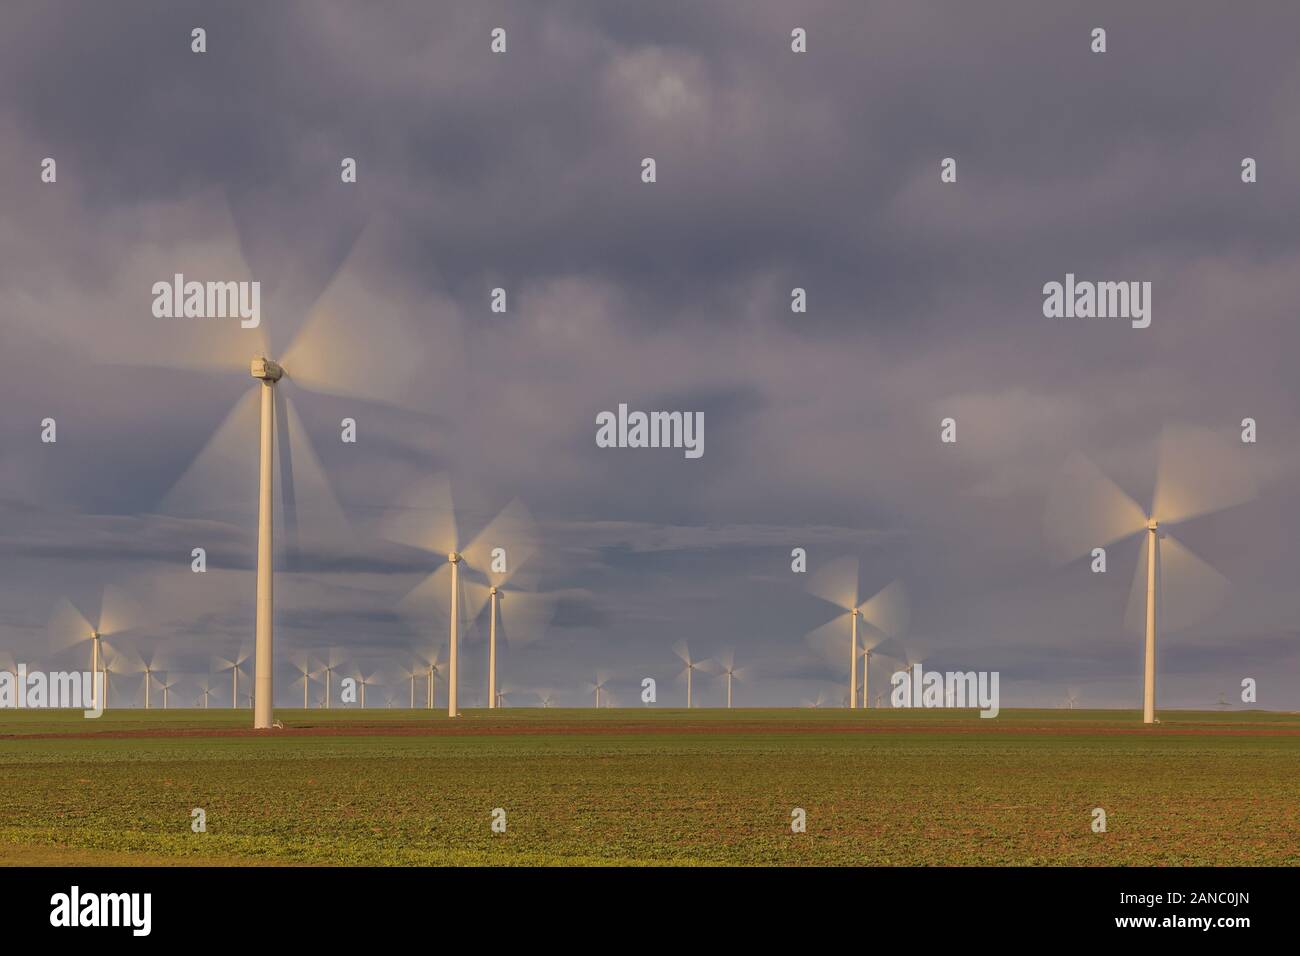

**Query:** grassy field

left=1, top=707, right=1297, bottom=866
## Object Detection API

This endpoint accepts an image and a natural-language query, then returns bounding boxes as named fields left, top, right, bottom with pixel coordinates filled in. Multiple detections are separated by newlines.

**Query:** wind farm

left=2, top=0, right=1298, bottom=884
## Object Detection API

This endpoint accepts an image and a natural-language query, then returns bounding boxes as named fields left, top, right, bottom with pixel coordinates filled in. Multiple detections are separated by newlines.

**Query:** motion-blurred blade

left=1045, top=451, right=1147, bottom=562
left=383, top=475, right=459, bottom=555
left=96, top=584, right=142, bottom=638
left=804, top=612, right=851, bottom=666
left=1125, top=533, right=1229, bottom=635
left=462, top=499, right=539, bottom=582
left=48, top=598, right=94, bottom=649
left=498, top=589, right=555, bottom=647
left=858, top=579, right=908, bottom=640
left=276, top=391, right=350, bottom=546
left=278, top=266, right=428, bottom=409
left=1153, top=425, right=1257, bottom=527
left=671, top=640, right=692, bottom=666
left=161, top=388, right=258, bottom=522
left=807, top=555, right=860, bottom=611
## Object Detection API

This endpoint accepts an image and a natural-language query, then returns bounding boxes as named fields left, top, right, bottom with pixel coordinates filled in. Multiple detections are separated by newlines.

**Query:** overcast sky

left=2, top=1, right=1298, bottom=710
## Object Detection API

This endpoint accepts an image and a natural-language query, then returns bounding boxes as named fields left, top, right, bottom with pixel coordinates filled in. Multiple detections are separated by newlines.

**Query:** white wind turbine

left=354, top=668, right=380, bottom=708
left=805, top=558, right=908, bottom=709
left=214, top=648, right=251, bottom=710
left=290, top=653, right=315, bottom=708
left=1066, top=688, right=1080, bottom=710
left=537, top=689, right=557, bottom=708
left=716, top=651, right=747, bottom=709
left=145, top=208, right=433, bottom=731
left=587, top=673, right=611, bottom=708
left=127, top=649, right=168, bottom=710
left=1045, top=426, right=1256, bottom=724
left=318, top=648, right=347, bottom=710
left=198, top=676, right=215, bottom=709
left=159, top=674, right=177, bottom=710
left=472, top=573, right=555, bottom=711
left=672, top=642, right=711, bottom=709
left=48, top=587, right=140, bottom=711
left=802, top=691, right=829, bottom=709
left=386, top=477, right=539, bottom=718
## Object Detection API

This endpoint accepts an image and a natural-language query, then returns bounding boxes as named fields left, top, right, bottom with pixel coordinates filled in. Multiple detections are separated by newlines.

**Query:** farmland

left=1, top=709, right=1297, bottom=866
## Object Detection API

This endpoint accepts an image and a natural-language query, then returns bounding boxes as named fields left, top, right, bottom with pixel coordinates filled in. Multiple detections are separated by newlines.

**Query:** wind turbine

left=354, top=668, right=379, bottom=708
left=214, top=648, right=250, bottom=710
left=318, top=648, right=346, bottom=710
left=129, top=650, right=167, bottom=710
left=198, top=676, right=215, bottom=709
left=144, top=207, right=435, bottom=732
left=537, top=689, right=557, bottom=708
left=805, top=558, right=908, bottom=709
left=290, top=653, right=315, bottom=708
left=159, top=675, right=177, bottom=710
left=802, top=691, right=829, bottom=709
left=48, top=587, right=140, bottom=711
left=1066, top=689, right=1080, bottom=710
left=1045, top=426, right=1256, bottom=724
left=475, top=574, right=555, bottom=711
left=672, top=642, right=711, bottom=709
left=716, top=651, right=747, bottom=709
left=587, top=673, right=610, bottom=708
left=386, top=478, right=539, bottom=718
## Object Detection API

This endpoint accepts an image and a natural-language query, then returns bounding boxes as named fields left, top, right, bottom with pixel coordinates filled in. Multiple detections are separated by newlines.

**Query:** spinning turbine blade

left=383, top=475, right=459, bottom=555
left=278, top=264, right=428, bottom=409
left=1153, top=425, right=1257, bottom=527
left=1044, top=451, right=1147, bottom=562
left=1124, top=533, right=1230, bottom=635
left=858, top=579, right=908, bottom=640
left=48, top=598, right=94, bottom=650
left=274, top=390, right=350, bottom=545
left=161, top=389, right=259, bottom=522
left=463, top=499, right=539, bottom=583
left=805, top=612, right=852, bottom=665
left=807, top=555, right=860, bottom=610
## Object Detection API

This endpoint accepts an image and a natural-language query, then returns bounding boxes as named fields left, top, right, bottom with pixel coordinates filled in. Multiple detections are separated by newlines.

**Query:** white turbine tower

left=805, top=558, right=908, bottom=709
left=214, top=648, right=251, bottom=710
left=48, top=587, right=140, bottom=712
left=473, top=573, right=555, bottom=711
left=386, top=477, right=539, bottom=718
left=143, top=207, right=435, bottom=732
left=318, top=648, right=347, bottom=710
left=159, top=674, right=177, bottom=710
left=717, top=651, right=747, bottom=709
left=587, top=673, right=610, bottom=709
left=672, top=643, right=711, bottom=709
left=290, top=653, right=315, bottom=708
left=1045, top=427, right=1255, bottom=724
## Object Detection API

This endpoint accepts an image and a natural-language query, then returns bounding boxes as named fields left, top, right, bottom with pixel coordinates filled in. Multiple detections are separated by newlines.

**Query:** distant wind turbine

left=386, top=478, right=539, bottom=718
left=672, top=642, right=711, bottom=709
left=48, top=587, right=140, bottom=711
left=805, top=558, right=908, bottom=709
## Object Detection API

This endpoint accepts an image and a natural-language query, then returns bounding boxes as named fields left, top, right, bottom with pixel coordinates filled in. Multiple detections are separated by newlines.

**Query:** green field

left=2, top=708, right=1297, bottom=866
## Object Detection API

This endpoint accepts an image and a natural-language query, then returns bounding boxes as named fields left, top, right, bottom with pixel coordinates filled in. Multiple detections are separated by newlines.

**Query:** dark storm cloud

left=1, top=1, right=1298, bottom=707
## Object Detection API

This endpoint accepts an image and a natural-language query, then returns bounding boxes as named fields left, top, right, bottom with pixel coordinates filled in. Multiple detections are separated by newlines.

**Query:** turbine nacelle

left=1146, top=517, right=1159, bottom=532
left=250, top=356, right=283, bottom=382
